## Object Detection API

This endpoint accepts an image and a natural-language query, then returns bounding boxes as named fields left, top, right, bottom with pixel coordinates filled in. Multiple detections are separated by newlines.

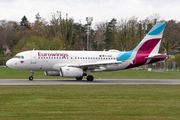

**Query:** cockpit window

left=14, top=55, right=24, bottom=59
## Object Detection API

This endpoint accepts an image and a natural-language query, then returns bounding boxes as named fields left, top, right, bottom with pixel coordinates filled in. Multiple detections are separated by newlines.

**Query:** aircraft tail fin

left=134, top=23, right=166, bottom=55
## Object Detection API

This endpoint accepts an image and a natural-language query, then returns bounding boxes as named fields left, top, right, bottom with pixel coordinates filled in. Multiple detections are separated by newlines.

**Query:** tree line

left=0, top=12, right=180, bottom=61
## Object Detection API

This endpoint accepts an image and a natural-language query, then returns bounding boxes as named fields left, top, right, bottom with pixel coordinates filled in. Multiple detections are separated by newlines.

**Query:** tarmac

left=0, top=79, right=180, bottom=85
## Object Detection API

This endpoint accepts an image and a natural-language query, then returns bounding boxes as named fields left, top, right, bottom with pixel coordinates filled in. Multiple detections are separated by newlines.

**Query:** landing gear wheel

left=76, top=76, right=83, bottom=81
left=86, top=75, right=94, bottom=81
left=29, top=76, right=33, bottom=81
left=29, top=70, right=34, bottom=81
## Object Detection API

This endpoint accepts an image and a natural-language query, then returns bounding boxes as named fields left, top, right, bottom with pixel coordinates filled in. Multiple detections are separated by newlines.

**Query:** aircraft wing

left=79, top=60, right=122, bottom=67
left=66, top=60, right=122, bottom=70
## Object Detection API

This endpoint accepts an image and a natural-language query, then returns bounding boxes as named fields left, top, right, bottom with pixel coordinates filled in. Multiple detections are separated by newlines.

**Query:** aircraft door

left=30, top=52, right=37, bottom=64
left=70, top=56, right=78, bottom=62
left=74, top=56, right=78, bottom=62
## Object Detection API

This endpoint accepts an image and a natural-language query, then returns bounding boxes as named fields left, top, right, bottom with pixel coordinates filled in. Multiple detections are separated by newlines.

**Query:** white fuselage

left=6, top=50, right=132, bottom=72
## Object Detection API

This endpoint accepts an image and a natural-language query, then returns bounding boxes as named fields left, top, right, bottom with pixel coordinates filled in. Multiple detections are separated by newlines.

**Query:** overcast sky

left=1, top=0, right=180, bottom=25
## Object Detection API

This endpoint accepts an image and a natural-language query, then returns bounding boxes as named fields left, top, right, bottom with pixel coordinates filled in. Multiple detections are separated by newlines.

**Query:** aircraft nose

left=6, top=59, right=12, bottom=68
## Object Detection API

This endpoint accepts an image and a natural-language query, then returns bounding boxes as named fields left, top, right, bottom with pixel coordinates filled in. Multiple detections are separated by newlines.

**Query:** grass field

left=0, top=85, right=180, bottom=120
left=1, top=67, right=180, bottom=79
left=1, top=68, right=180, bottom=119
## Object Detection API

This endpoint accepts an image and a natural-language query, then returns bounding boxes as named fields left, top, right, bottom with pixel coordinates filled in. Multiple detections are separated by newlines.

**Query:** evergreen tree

left=20, top=16, right=29, bottom=28
left=104, top=18, right=117, bottom=50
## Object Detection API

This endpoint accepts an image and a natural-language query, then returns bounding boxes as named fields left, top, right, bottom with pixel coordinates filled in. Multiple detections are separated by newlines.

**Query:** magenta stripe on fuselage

left=126, top=38, right=161, bottom=69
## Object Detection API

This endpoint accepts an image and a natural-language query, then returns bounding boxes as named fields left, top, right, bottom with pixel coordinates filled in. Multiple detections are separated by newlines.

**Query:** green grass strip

left=1, top=67, right=180, bottom=79
left=0, top=85, right=180, bottom=120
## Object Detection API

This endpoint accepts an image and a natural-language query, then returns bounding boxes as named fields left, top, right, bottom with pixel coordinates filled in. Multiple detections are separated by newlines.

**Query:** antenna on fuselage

left=33, top=48, right=35, bottom=51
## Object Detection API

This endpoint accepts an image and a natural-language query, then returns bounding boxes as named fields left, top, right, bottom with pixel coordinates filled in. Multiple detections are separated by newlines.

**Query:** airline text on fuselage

left=38, top=52, right=68, bottom=58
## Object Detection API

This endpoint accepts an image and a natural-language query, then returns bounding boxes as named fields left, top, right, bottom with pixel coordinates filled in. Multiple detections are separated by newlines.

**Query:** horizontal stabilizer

left=145, top=55, right=168, bottom=60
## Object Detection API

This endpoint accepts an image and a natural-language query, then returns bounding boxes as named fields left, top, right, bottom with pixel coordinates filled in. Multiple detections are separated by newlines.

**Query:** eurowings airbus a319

left=6, top=23, right=167, bottom=81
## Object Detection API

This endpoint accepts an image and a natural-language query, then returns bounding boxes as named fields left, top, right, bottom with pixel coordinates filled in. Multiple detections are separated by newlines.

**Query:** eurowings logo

left=38, top=52, right=68, bottom=58
left=20, top=61, right=24, bottom=64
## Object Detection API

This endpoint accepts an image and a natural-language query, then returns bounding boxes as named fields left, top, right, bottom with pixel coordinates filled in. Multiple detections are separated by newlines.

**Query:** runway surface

left=0, top=79, right=180, bottom=85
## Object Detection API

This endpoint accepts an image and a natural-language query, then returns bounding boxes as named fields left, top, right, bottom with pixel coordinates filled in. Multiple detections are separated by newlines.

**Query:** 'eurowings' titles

left=38, top=52, right=68, bottom=58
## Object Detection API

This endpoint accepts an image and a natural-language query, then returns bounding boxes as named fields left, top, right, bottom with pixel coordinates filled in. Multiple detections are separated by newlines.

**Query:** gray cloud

left=0, top=0, right=180, bottom=25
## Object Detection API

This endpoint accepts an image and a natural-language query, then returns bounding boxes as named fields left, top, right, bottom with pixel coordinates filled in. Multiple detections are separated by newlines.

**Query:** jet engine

left=60, top=67, right=83, bottom=77
left=44, top=71, right=60, bottom=76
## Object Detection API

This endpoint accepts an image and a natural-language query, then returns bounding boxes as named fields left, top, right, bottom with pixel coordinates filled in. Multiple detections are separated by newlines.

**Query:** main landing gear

left=76, top=76, right=83, bottom=81
left=86, top=75, right=94, bottom=81
left=29, top=71, right=34, bottom=81
left=76, top=75, right=94, bottom=81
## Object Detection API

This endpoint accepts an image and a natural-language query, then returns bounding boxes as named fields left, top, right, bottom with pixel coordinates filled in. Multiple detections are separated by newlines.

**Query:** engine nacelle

left=60, top=67, right=83, bottom=77
left=44, top=71, right=60, bottom=76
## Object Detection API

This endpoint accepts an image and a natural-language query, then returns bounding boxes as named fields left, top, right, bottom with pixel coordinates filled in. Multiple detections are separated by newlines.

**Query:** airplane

left=6, top=23, right=167, bottom=81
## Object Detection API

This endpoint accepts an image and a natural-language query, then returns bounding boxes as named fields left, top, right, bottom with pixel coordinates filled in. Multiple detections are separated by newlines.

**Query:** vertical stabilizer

left=134, top=23, right=166, bottom=54
left=127, top=23, right=166, bottom=67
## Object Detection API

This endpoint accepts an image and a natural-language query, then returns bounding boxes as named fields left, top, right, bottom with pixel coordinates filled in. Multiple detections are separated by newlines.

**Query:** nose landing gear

left=29, top=71, right=34, bottom=81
